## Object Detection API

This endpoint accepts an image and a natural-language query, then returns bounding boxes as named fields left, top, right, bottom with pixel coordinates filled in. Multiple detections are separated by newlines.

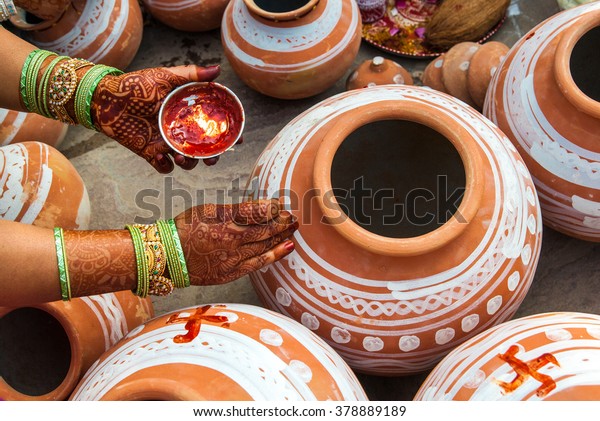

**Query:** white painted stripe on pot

left=0, top=143, right=27, bottom=221
left=144, top=0, right=198, bottom=10
left=0, top=110, right=26, bottom=146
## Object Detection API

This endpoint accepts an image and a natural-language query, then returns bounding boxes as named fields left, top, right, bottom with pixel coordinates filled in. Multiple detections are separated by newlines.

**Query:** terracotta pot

left=0, top=141, right=90, bottom=230
left=346, top=56, right=413, bottom=90
left=484, top=3, right=600, bottom=242
left=70, top=303, right=368, bottom=400
left=10, top=0, right=144, bottom=70
left=221, top=0, right=362, bottom=99
left=0, top=291, right=154, bottom=400
left=0, top=109, right=68, bottom=148
left=414, top=312, right=600, bottom=400
left=141, top=0, right=230, bottom=32
left=422, top=41, right=509, bottom=111
left=244, top=85, right=542, bottom=376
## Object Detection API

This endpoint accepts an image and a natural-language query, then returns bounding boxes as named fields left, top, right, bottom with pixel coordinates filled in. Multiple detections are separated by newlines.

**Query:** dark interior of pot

left=331, top=120, right=466, bottom=238
left=570, top=25, right=600, bottom=102
left=254, top=0, right=312, bottom=13
left=0, top=308, right=71, bottom=396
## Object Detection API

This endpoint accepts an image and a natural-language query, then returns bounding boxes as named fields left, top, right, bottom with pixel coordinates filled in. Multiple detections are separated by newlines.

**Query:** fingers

left=228, top=199, right=282, bottom=225
left=173, top=153, right=200, bottom=171
left=153, top=153, right=175, bottom=174
left=236, top=224, right=298, bottom=258
left=220, top=240, right=295, bottom=284
left=239, top=213, right=298, bottom=244
left=203, top=156, right=219, bottom=166
left=167, top=64, right=221, bottom=85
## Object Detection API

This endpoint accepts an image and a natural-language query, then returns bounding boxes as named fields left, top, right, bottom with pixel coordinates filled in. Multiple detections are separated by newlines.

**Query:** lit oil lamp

left=159, top=82, right=245, bottom=159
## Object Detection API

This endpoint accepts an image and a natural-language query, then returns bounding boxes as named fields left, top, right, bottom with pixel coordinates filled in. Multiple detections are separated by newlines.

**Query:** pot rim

left=242, top=0, right=320, bottom=21
left=312, top=97, right=485, bottom=257
left=554, top=8, right=600, bottom=120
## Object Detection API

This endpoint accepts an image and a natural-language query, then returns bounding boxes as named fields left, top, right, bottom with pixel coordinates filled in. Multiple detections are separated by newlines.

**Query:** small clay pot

left=346, top=56, right=413, bottom=90
left=141, top=0, right=230, bottom=32
left=421, top=54, right=448, bottom=93
left=221, top=0, right=362, bottom=99
left=441, top=41, right=480, bottom=107
left=0, top=142, right=90, bottom=230
left=0, top=109, right=68, bottom=148
left=467, top=41, right=509, bottom=109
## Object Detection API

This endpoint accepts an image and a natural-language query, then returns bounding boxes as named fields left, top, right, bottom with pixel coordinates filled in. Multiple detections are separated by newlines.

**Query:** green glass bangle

left=74, top=64, right=123, bottom=130
left=19, top=50, right=36, bottom=111
left=166, top=219, right=190, bottom=288
left=126, top=225, right=149, bottom=298
left=23, top=50, right=56, bottom=114
left=156, top=220, right=190, bottom=289
left=53, top=227, right=72, bottom=301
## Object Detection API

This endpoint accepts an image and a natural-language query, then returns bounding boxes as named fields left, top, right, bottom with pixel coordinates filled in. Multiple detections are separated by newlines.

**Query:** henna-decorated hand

left=174, top=200, right=298, bottom=286
left=91, top=65, right=221, bottom=173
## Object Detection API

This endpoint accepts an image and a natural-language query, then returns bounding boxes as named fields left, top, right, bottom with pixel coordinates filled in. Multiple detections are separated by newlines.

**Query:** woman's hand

left=174, top=200, right=298, bottom=286
left=91, top=65, right=221, bottom=173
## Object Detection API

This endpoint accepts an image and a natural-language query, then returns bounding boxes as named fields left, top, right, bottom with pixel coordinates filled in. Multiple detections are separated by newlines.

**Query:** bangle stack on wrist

left=126, top=220, right=190, bottom=297
left=19, top=49, right=122, bottom=127
left=0, top=0, right=16, bottom=22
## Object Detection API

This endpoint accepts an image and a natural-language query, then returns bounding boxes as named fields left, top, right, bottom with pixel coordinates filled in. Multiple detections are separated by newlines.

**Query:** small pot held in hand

left=158, top=82, right=245, bottom=160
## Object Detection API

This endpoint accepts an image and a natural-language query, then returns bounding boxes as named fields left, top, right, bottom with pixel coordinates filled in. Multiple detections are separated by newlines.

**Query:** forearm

left=0, top=220, right=136, bottom=307
left=0, top=26, right=36, bottom=112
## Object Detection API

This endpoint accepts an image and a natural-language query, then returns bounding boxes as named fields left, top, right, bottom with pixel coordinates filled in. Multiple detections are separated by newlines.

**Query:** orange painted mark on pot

left=166, top=305, right=230, bottom=343
left=525, top=32, right=536, bottom=40
left=495, top=345, right=560, bottom=397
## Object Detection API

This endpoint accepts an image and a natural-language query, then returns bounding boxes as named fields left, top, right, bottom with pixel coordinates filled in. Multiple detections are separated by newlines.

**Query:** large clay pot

left=221, top=0, right=362, bottom=99
left=0, top=141, right=90, bottom=230
left=70, top=303, right=368, bottom=400
left=0, top=291, right=154, bottom=400
left=244, top=85, right=543, bottom=376
left=1, top=109, right=68, bottom=148
left=414, top=312, right=600, bottom=400
left=142, top=0, right=230, bottom=32
left=10, top=0, right=144, bottom=70
left=484, top=3, right=600, bottom=242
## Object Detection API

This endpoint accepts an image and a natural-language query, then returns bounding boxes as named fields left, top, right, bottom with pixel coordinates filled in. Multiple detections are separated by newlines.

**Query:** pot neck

left=312, top=100, right=484, bottom=257
left=554, top=9, right=600, bottom=119
left=242, top=0, right=320, bottom=21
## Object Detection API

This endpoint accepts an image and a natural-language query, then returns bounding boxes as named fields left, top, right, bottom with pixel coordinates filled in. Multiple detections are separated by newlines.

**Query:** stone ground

left=57, top=0, right=599, bottom=400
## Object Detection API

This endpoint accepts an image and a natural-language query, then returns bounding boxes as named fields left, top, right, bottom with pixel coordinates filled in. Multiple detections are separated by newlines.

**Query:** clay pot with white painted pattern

left=141, top=0, right=230, bottom=32
left=484, top=3, right=600, bottom=242
left=69, top=303, right=368, bottom=400
left=414, top=312, right=600, bottom=400
left=346, top=56, right=413, bottom=91
left=221, top=0, right=362, bottom=99
left=244, top=85, right=542, bottom=376
left=10, top=0, right=143, bottom=69
left=0, top=141, right=90, bottom=230
left=0, top=109, right=68, bottom=148
left=0, top=292, right=153, bottom=400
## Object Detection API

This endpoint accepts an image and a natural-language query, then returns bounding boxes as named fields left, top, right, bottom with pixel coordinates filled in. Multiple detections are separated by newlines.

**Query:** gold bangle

left=48, top=58, right=93, bottom=124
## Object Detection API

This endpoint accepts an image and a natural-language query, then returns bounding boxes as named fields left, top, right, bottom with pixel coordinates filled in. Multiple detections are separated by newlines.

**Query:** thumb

left=167, top=64, right=221, bottom=86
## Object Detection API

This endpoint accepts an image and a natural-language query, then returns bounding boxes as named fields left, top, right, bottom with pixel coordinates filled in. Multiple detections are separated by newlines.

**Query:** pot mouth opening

left=329, top=119, right=466, bottom=239
left=0, top=307, right=71, bottom=396
left=244, top=0, right=319, bottom=20
left=570, top=25, right=600, bottom=103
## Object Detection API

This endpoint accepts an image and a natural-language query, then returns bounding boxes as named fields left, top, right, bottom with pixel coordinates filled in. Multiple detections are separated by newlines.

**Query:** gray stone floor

left=58, top=0, right=599, bottom=401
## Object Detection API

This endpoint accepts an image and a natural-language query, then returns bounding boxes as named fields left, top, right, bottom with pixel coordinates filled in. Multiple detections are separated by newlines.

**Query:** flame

left=192, top=107, right=228, bottom=138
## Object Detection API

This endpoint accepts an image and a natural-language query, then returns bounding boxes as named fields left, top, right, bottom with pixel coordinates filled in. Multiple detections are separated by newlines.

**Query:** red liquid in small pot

left=162, top=83, right=244, bottom=158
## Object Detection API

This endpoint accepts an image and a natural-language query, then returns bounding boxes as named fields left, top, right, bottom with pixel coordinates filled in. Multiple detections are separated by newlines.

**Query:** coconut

left=424, top=0, right=511, bottom=50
